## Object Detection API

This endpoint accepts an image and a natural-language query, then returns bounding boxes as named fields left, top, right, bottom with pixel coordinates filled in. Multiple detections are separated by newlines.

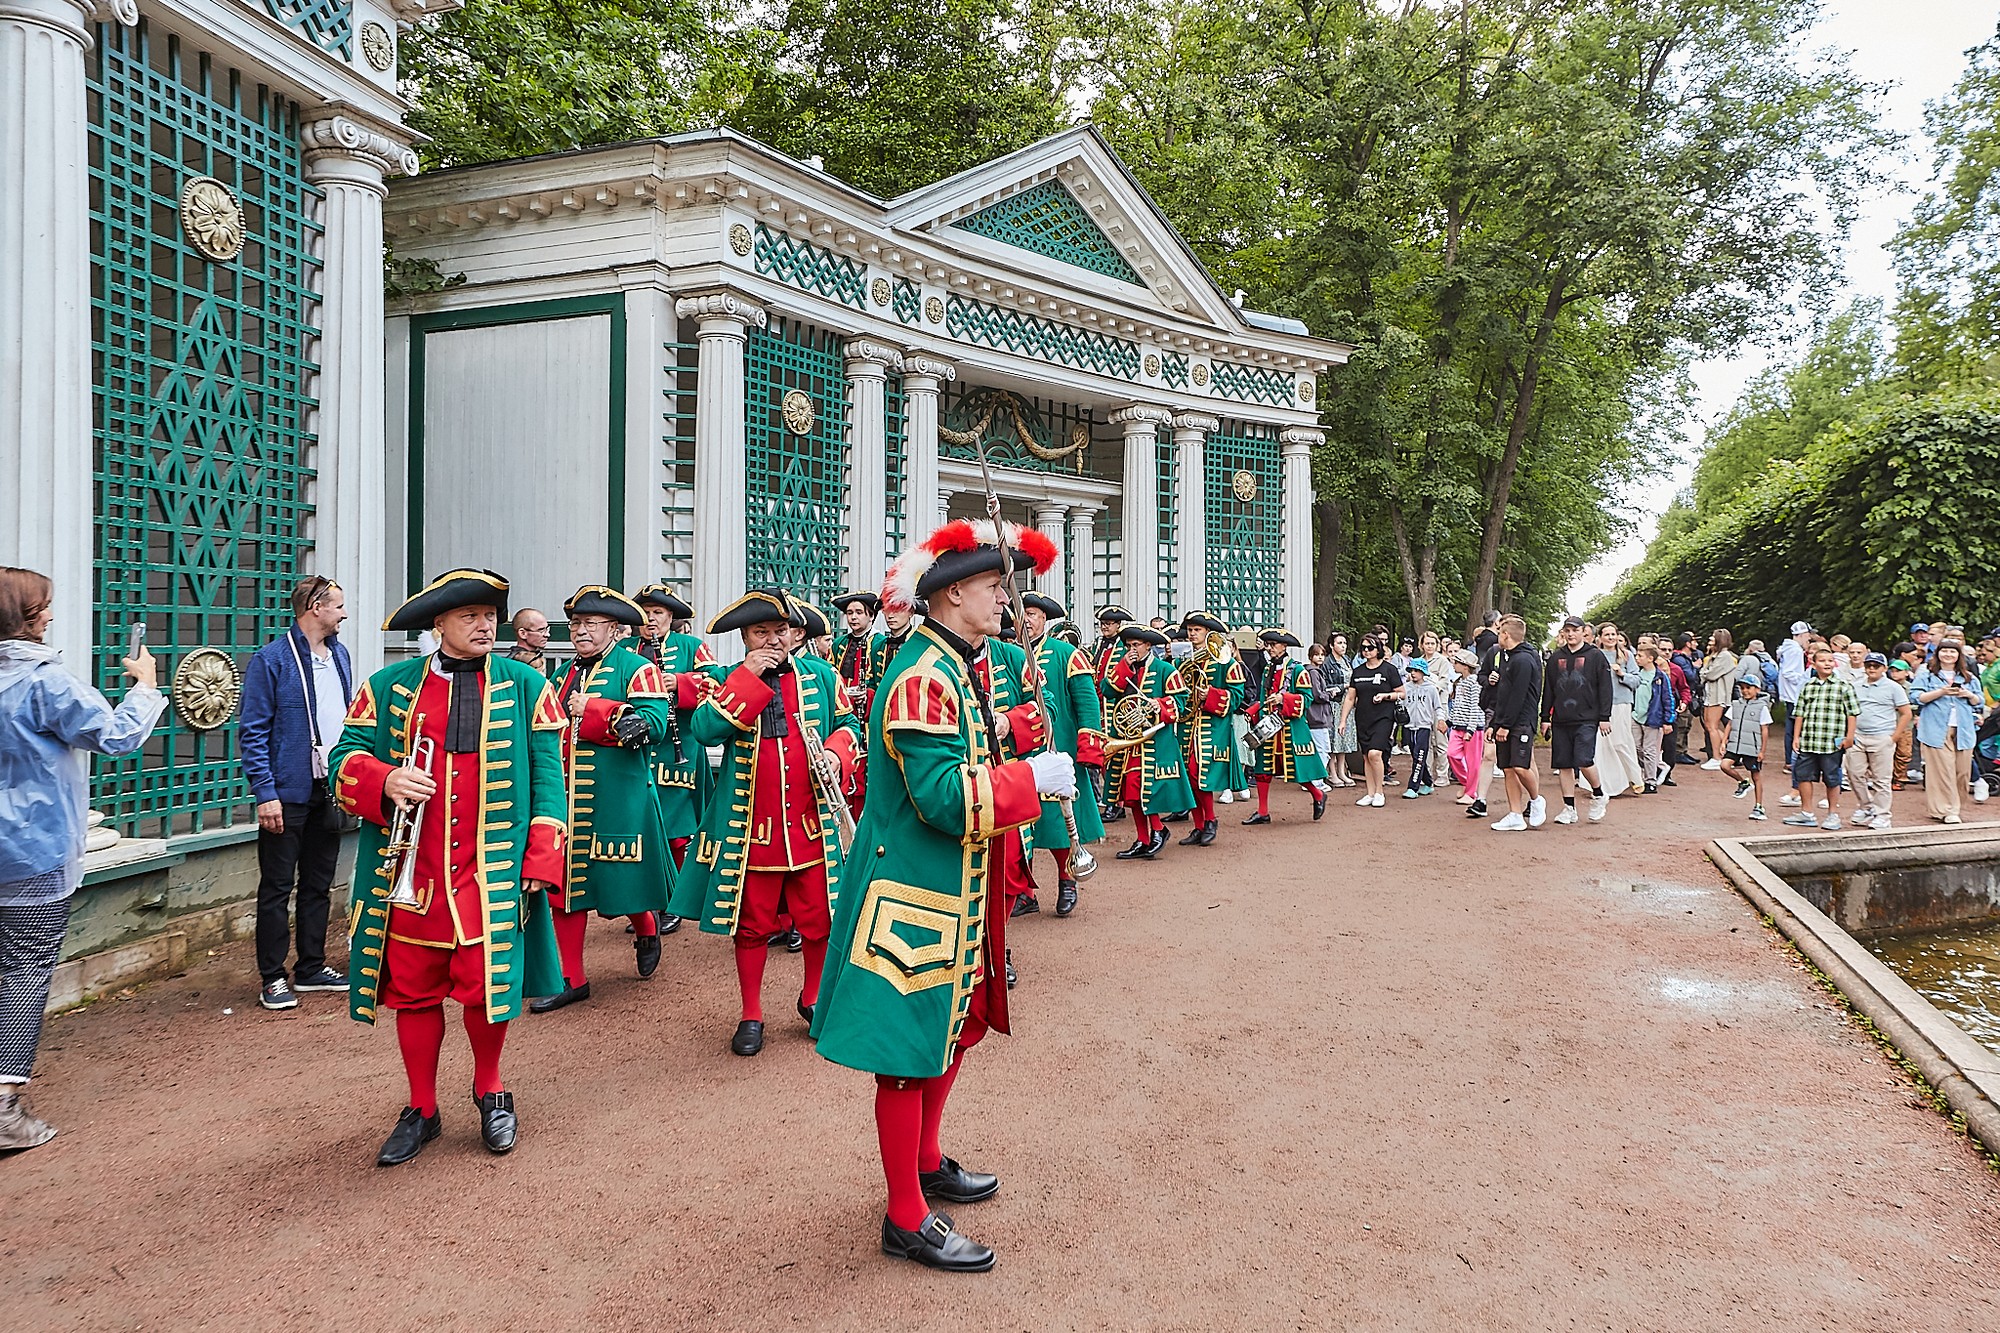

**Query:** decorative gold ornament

left=171, top=648, right=243, bottom=732
left=1192, top=363, right=1210, bottom=387
left=360, top=21, right=394, bottom=71
left=924, top=295, right=945, bottom=324
left=1143, top=353, right=1161, bottom=378
left=1298, top=377, right=1315, bottom=404
left=1232, top=469, right=1258, bottom=502
left=871, top=277, right=891, bottom=306
left=938, top=390, right=1089, bottom=462
left=180, top=177, right=245, bottom=262
left=782, top=388, right=816, bottom=435
left=728, top=223, right=752, bottom=257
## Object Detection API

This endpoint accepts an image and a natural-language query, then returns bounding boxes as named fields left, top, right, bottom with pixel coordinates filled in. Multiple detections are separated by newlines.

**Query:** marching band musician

left=530, top=587, right=675, bottom=1014
left=811, top=517, right=1075, bottom=1273
left=1243, top=629, right=1330, bottom=824
left=666, top=590, right=860, bottom=1057
left=629, top=583, right=715, bottom=932
left=1174, top=612, right=1248, bottom=847
left=974, top=608, right=1048, bottom=991
left=1106, top=623, right=1195, bottom=860
left=1091, top=606, right=1133, bottom=820
left=1018, top=592, right=1106, bottom=916
left=330, top=569, right=567, bottom=1166
left=831, top=591, right=886, bottom=817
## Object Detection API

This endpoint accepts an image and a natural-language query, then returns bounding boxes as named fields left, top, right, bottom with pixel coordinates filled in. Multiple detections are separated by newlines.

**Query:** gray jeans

left=1848, top=732, right=1897, bottom=814
left=0, top=896, right=74, bottom=1082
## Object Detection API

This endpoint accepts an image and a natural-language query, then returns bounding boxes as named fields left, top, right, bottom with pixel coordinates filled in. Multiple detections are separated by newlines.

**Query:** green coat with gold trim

left=667, top=653, right=859, bottom=933
left=1028, top=635, right=1107, bottom=849
left=330, top=654, right=565, bottom=1024
left=1177, top=648, right=1248, bottom=793
left=1250, top=657, right=1328, bottom=784
left=1106, top=652, right=1197, bottom=815
left=555, top=639, right=675, bottom=918
left=812, top=623, right=1046, bottom=1079
left=638, top=629, right=715, bottom=838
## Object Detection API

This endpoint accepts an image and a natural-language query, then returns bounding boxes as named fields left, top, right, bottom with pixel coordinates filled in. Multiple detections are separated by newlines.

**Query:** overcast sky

left=1565, top=0, right=1998, bottom=611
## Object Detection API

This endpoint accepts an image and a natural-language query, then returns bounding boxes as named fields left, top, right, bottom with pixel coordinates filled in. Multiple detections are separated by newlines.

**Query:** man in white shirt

left=1776, top=620, right=1812, bottom=767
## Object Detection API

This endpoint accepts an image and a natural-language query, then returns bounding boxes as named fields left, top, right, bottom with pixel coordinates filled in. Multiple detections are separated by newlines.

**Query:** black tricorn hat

left=1096, top=604, right=1133, bottom=624
left=1258, top=628, right=1302, bottom=649
left=791, top=600, right=832, bottom=638
left=1182, top=610, right=1228, bottom=634
left=707, top=590, right=793, bottom=636
left=1165, top=625, right=1188, bottom=642
left=384, top=569, right=509, bottom=632
left=1021, top=592, right=1066, bottom=619
left=632, top=582, right=692, bottom=618
left=831, top=590, right=881, bottom=614
left=1119, top=624, right=1168, bottom=647
left=564, top=585, right=643, bottom=627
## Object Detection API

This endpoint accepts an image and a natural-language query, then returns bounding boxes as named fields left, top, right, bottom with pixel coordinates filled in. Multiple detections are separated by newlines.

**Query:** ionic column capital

left=0, top=0, right=128, bottom=42
left=301, top=114, right=419, bottom=195
left=903, top=349, right=957, bottom=384
left=1280, top=427, right=1326, bottom=453
left=1109, top=404, right=1174, bottom=430
left=676, top=291, right=768, bottom=338
left=1171, top=411, right=1220, bottom=438
left=844, top=339, right=904, bottom=376
left=1065, top=501, right=1101, bottom=519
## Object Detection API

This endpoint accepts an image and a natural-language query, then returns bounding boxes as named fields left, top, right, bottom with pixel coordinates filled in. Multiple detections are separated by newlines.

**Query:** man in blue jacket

left=239, top=575, right=353, bottom=1010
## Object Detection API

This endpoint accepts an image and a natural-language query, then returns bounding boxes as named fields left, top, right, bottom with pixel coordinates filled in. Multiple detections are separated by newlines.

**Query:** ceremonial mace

left=969, top=437, right=1098, bottom=881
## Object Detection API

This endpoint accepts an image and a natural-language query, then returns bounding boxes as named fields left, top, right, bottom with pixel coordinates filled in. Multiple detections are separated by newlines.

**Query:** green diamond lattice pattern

left=953, top=181, right=1143, bottom=285
left=261, top=0, right=354, bottom=57
left=661, top=335, right=700, bottom=593
left=1161, top=354, right=1190, bottom=390
left=89, top=21, right=323, bottom=835
left=1204, top=424, right=1284, bottom=633
left=753, top=223, right=867, bottom=309
left=745, top=318, right=851, bottom=609
left=891, top=278, right=921, bottom=326
left=1209, top=359, right=1295, bottom=407
left=946, top=295, right=1141, bottom=380
left=1156, top=430, right=1178, bottom=617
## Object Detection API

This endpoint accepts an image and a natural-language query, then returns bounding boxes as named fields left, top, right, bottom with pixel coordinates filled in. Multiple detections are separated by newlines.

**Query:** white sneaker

left=1491, top=812, right=1528, bottom=831
left=1945, top=814, right=1964, bottom=825
left=1700, top=758, right=1722, bottom=770
left=1526, top=796, right=1547, bottom=828
left=1851, top=809, right=1874, bottom=828
left=1778, top=793, right=1802, bottom=807
left=1821, top=814, right=1843, bottom=831
left=1553, top=805, right=1579, bottom=825
left=1371, top=793, right=1386, bottom=807
left=1780, top=812, right=1819, bottom=827
left=1356, top=794, right=1374, bottom=807
left=1234, top=789, right=1253, bottom=801
left=1588, top=793, right=1609, bottom=823
left=1872, top=816, right=1891, bottom=830
left=1456, top=794, right=1476, bottom=805
left=1976, top=779, right=1990, bottom=803
left=1217, top=790, right=1234, bottom=804
left=1818, top=797, right=1829, bottom=809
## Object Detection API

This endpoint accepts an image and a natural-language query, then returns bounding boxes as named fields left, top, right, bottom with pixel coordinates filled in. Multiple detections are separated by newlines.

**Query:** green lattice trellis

left=953, top=181, right=1143, bottom=285
left=1093, top=506, right=1121, bottom=621
left=89, top=21, right=323, bottom=835
left=891, top=278, right=921, bottom=326
left=1204, top=423, right=1284, bottom=633
left=946, top=294, right=1142, bottom=380
left=745, top=318, right=851, bottom=609
left=753, top=223, right=867, bottom=309
left=261, top=0, right=354, bottom=57
left=1156, top=430, right=1178, bottom=617
left=661, top=333, right=700, bottom=596
left=1162, top=354, right=1190, bottom=390
left=885, top=372, right=908, bottom=557
left=1210, top=358, right=1295, bottom=407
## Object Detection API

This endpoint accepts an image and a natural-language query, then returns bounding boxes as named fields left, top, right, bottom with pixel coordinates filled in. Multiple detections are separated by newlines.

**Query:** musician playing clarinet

left=331, top=570, right=567, bottom=1167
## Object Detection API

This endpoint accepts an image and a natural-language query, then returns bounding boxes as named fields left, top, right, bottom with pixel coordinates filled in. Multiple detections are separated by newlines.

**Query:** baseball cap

left=1790, top=620, right=1812, bottom=635
left=1911, top=622, right=1931, bottom=633
left=1561, top=615, right=1586, bottom=629
left=1864, top=652, right=1888, bottom=666
left=1890, top=658, right=1913, bottom=672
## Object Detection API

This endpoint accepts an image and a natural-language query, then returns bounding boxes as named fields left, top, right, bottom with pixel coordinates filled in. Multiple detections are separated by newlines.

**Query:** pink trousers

left=1447, top=727, right=1486, bottom=789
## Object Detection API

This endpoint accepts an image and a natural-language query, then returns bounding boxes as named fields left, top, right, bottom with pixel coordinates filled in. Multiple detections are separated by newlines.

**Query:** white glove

left=1027, top=750, right=1076, bottom=799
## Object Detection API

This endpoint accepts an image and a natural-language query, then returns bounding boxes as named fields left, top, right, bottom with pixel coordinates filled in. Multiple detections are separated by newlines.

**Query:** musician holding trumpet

left=330, top=570, right=568, bottom=1167
left=666, top=589, right=859, bottom=1058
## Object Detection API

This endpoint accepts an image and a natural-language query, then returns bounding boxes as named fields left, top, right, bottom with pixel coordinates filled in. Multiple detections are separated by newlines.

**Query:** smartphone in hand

left=129, top=620, right=146, bottom=657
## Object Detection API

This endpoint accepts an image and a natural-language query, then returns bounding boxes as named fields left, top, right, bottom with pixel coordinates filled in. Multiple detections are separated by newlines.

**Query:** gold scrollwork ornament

left=782, top=389, right=816, bottom=435
left=180, top=177, right=246, bottom=262
left=171, top=647, right=244, bottom=732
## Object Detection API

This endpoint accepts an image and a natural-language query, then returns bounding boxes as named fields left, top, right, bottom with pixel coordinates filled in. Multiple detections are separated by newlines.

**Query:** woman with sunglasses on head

left=0, top=568, right=166, bottom=1151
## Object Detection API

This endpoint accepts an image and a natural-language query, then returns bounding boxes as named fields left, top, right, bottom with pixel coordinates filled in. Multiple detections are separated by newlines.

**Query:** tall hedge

left=1590, top=394, right=2000, bottom=648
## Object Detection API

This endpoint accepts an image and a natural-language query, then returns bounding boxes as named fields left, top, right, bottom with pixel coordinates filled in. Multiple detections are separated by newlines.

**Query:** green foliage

left=1590, top=393, right=2000, bottom=645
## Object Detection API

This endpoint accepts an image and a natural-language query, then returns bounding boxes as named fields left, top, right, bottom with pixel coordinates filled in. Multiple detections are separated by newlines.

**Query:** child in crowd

left=1784, top=647, right=1859, bottom=831
left=1446, top=648, right=1489, bottom=817
left=1632, top=644, right=1672, bottom=793
left=1400, top=659, right=1443, bottom=798
left=1720, top=670, right=1773, bottom=821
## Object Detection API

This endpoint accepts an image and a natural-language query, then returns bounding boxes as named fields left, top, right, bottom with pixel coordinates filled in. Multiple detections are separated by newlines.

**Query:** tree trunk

left=1467, top=280, right=1566, bottom=631
left=1312, top=497, right=1344, bottom=644
left=1387, top=504, right=1438, bottom=643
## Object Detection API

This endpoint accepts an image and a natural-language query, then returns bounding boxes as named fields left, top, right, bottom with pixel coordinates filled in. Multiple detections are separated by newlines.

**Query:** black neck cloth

left=759, top=660, right=795, bottom=737
left=436, top=652, right=485, bottom=753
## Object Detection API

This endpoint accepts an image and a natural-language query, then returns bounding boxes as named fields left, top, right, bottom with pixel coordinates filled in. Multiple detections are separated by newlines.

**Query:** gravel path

left=11, top=775, right=2000, bottom=1329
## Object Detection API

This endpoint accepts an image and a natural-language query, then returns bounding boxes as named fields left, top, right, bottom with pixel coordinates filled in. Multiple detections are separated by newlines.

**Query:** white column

left=0, top=0, right=128, bottom=676
left=1031, top=502, right=1067, bottom=597
left=676, top=291, right=767, bottom=652
left=1281, top=428, right=1322, bottom=640
left=1109, top=404, right=1172, bottom=623
left=1173, top=412, right=1218, bottom=617
left=843, top=340, right=902, bottom=592
left=302, top=114, right=416, bottom=680
left=1065, top=503, right=1098, bottom=617
left=902, top=352, right=954, bottom=538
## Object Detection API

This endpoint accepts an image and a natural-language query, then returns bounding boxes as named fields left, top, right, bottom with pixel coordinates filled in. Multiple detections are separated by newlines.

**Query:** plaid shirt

left=1792, top=675, right=1859, bottom=754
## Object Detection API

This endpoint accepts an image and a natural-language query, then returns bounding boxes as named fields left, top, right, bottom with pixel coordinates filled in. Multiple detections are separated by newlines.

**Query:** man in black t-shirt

left=1487, top=615, right=1544, bottom=831
left=1342, top=635, right=1404, bottom=806
left=1541, top=615, right=1613, bottom=825
left=1472, top=611, right=1500, bottom=659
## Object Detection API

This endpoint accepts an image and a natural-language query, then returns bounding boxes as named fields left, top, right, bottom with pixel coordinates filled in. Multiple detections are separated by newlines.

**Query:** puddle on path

left=1650, top=973, right=1801, bottom=1016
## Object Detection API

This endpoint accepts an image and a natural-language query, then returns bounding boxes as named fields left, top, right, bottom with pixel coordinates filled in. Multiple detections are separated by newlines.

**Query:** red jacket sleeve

left=988, top=758, right=1045, bottom=830
left=578, top=695, right=625, bottom=745
left=332, top=751, right=395, bottom=826
left=1003, top=701, right=1046, bottom=755
left=1279, top=692, right=1305, bottom=719
left=523, top=818, right=566, bottom=887
left=1156, top=695, right=1179, bottom=726
left=1076, top=728, right=1107, bottom=767
left=1203, top=685, right=1230, bottom=716
left=822, top=726, right=860, bottom=792
left=675, top=673, right=706, bottom=709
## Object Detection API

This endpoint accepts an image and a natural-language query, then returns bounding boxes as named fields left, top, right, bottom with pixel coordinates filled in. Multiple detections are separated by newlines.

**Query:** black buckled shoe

left=528, top=981, right=590, bottom=1014
left=1162, top=811, right=1191, bottom=823
left=731, top=1019, right=765, bottom=1056
left=1114, top=839, right=1150, bottom=860
left=1148, top=828, right=1170, bottom=855
left=1195, top=821, right=1219, bottom=846
left=635, top=932, right=662, bottom=979
left=1055, top=879, right=1078, bottom=917
left=1009, top=894, right=1040, bottom=918
left=660, top=913, right=682, bottom=934
left=1241, top=812, right=1270, bottom=825
left=1004, top=949, right=1017, bottom=990
left=475, top=1091, right=517, bottom=1154
left=1177, top=821, right=1206, bottom=845
left=375, top=1106, right=441, bottom=1167
left=921, top=1154, right=1000, bottom=1204
left=1312, top=791, right=1328, bottom=820
left=881, top=1210, right=995, bottom=1273
left=797, top=995, right=814, bottom=1024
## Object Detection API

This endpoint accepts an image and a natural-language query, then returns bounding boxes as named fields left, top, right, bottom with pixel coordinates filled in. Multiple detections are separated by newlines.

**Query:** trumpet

left=381, top=730, right=436, bottom=908
left=801, top=716, right=856, bottom=855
